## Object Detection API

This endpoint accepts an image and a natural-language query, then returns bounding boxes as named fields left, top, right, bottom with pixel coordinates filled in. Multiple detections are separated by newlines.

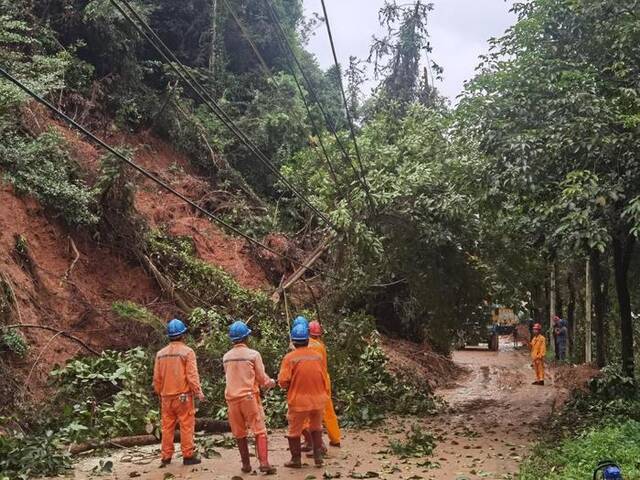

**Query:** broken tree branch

left=64, top=237, right=80, bottom=281
left=69, top=419, right=230, bottom=454
left=0, top=324, right=99, bottom=355
left=140, top=255, right=192, bottom=313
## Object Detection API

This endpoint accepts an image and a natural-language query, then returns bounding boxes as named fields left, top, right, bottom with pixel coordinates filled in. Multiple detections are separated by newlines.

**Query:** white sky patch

left=303, top=0, right=516, bottom=103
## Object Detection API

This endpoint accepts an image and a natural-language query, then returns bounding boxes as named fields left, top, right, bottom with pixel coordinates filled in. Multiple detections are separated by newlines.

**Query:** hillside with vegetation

left=1, top=0, right=639, bottom=479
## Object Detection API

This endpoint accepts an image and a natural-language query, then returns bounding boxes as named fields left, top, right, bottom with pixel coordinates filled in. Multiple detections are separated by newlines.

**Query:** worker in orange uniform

left=223, top=320, right=277, bottom=475
left=301, top=320, right=340, bottom=453
left=278, top=321, right=328, bottom=468
left=530, top=323, right=546, bottom=385
left=153, top=319, right=204, bottom=467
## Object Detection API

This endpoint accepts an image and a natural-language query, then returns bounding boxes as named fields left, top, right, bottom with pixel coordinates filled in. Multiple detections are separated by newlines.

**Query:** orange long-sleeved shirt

left=278, top=346, right=328, bottom=412
left=223, top=343, right=272, bottom=402
left=153, top=341, right=203, bottom=398
left=530, top=334, right=546, bottom=360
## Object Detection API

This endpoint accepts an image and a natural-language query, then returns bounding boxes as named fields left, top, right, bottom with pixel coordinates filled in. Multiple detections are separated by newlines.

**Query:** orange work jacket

left=153, top=341, right=203, bottom=398
left=278, top=346, right=328, bottom=412
left=530, top=334, right=546, bottom=361
left=223, top=343, right=272, bottom=402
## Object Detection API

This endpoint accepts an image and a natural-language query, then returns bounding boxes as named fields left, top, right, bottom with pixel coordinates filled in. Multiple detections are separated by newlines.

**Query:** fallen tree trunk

left=69, top=419, right=230, bottom=455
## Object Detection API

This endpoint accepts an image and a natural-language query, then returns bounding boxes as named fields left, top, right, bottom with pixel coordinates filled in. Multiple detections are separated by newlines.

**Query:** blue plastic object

left=293, top=315, right=309, bottom=327
left=594, top=461, right=623, bottom=480
left=291, top=322, right=309, bottom=342
left=229, top=320, right=252, bottom=342
left=167, top=318, right=187, bottom=338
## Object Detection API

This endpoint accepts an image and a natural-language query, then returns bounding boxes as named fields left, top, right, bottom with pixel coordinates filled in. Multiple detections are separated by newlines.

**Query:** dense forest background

left=1, top=0, right=640, bottom=477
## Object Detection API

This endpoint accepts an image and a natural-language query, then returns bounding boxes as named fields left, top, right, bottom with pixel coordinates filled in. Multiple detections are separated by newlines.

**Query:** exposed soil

left=68, top=336, right=597, bottom=480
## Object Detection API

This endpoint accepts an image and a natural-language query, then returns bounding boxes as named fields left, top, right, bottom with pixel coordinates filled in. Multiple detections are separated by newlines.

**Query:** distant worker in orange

left=279, top=321, right=328, bottom=468
left=530, top=323, right=546, bottom=385
left=301, top=320, right=340, bottom=453
left=153, top=319, right=204, bottom=467
left=223, top=321, right=277, bottom=475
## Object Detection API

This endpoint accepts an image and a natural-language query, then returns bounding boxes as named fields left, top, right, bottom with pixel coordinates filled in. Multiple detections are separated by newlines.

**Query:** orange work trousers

left=533, top=359, right=545, bottom=382
left=288, top=409, right=323, bottom=437
left=227, top=394, right=267, bottom=439
left=161, top=395, right=196, bottom=460
left=323, top=396, right=341, bottom=444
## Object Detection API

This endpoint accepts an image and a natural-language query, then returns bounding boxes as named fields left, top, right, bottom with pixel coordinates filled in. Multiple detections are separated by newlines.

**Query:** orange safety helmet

left=309, top=321, right=323, bottom=337
left=533, top=323, right=542, bottom=331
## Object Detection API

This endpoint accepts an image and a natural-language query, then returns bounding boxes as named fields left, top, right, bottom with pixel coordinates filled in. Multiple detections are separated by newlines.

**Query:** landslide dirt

left=70, top=337, right=597, bottom=480
left=1, top=109, right=281, bottom=399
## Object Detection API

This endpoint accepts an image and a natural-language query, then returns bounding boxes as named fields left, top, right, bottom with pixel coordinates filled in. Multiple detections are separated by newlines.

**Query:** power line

left=319, top=0, right=374, bottom=208
left=220, top=0, right=356, bottom=211
left=263, top=0, right=377, bottom=212
left=0, top=66, right=339, bottom=281
left=109, top=0, right=339, bottom=233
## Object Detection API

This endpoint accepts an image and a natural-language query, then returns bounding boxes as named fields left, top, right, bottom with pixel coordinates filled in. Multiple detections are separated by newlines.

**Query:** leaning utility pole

left=585, top=257, right=592, bottom=363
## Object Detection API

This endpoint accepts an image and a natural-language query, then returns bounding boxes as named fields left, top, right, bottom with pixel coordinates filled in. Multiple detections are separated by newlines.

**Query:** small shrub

left=111, top=300, right=164, bottom=332
left=0, top=430, right=71, bottom=479
left=0, top=129, right=98, bottom=227
left=50, top=348, right=157, bottom=442
left=0, top=330, right=28, bottom=357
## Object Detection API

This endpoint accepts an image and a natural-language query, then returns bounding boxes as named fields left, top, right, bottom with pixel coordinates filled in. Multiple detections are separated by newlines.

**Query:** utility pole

left=209, top=0, right=218, bottom=75
left=585, top=257, right=592, bottom=363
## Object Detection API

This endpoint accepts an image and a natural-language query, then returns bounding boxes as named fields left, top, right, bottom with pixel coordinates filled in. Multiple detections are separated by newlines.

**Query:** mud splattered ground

left=68, top=338, right=593, bottom=480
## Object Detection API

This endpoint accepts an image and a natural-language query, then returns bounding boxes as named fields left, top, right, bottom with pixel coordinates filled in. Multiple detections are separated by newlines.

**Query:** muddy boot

left=255, top=434, right=277, bottom=475
left=301, top=429, right=313, bottom=452
left=284, top=437, right=302, bottom=468
left=159, top=458, right=171, bottom=468
left=183, top=456, right=201, bottom=466
left=236, top=437, right=252, bottom=473
left=311, top=430, right=324, bottom=467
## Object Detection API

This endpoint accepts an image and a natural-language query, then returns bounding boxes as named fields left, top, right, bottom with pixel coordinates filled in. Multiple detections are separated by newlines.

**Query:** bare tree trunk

left=567, top=269, right=576, bottom=360
left=612, top=229, right=635, bottom=378
left=584, top=257, right=592, bottom=363
left=591, top=249, right=608, bottom=368
left=209, top=0, right=219, bottom=75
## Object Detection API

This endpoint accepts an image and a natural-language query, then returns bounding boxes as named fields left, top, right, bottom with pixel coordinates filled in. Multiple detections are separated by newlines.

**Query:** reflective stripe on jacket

left=223, top=343, right=271, bottom=402
left=153, top=341, right=203, bottom=397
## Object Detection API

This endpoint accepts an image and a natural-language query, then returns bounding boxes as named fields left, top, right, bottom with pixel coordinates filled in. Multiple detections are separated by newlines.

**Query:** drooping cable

left=319, top=0, right=374, bottom=205
left=109, top=0, right=339, bottom=232
left=263, top=0, right=377, bottom=212
left=0, top=66, right=339, bottom=280
left=221, top=0, right=357, bottom=211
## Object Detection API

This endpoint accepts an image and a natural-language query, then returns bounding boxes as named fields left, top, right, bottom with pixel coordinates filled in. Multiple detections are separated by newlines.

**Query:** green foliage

left=519, top=421, right=640, bottom=480
left=112, top=301, right=164, bottom=332
left=50, top=348, right=157, bottom=442
left=0, top=430, right=71, bottom=479
left=0, top=330, right=28, bottom=357
left=0, top=129, right=98, bottom=227
left=388, top=424, right=436, bottom=458
left=520, top=367, right=640, bottom=479
left=147, top=232, right=273, bottom=319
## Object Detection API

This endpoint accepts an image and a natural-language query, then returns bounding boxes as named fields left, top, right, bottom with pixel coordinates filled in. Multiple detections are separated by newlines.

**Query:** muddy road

left=70, top=338, right=586, bottom=480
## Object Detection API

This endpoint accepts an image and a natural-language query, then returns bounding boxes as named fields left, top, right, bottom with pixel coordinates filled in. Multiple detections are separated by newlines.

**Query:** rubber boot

left=237, top=437, right=252, bottom=473
left=306, top=434, right=327, bottom=458
left=255, top=434, right=277, bottom=475
left=284, top=437, right=302, bottom=468
left=311, top=430, right=324, bottom=467
left=301, top=429, right=313, bottom=452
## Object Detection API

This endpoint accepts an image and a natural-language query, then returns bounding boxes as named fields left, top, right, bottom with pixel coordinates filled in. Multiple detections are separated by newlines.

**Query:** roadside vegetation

left=1, top=0, right=640, bottom=478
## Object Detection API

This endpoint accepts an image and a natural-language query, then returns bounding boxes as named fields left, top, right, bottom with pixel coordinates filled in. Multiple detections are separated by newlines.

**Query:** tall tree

left=461, top=0, right=640, bottom=377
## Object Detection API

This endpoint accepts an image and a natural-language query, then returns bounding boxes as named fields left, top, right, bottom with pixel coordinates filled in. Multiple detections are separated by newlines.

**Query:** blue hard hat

left=167, top=318, right=187, bottom=338
left=293, top=315, right=309, bottom=327
left=229, top=320, right=252, bottom=342
left=291, top=322, right=309, bottom=342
